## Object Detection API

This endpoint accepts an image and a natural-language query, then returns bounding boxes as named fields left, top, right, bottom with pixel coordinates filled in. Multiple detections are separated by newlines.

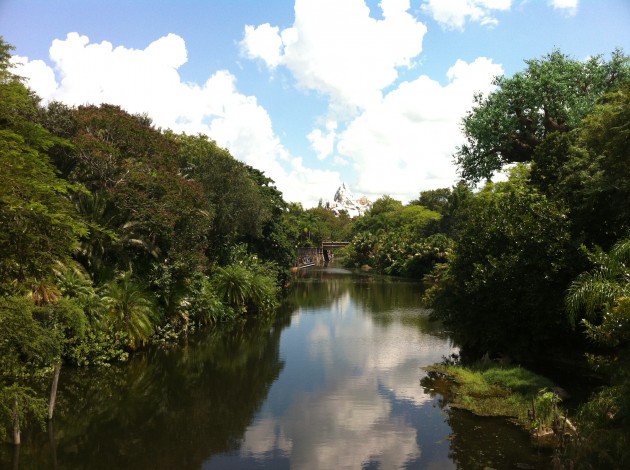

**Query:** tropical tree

left=352, top=195, right=440, bottom=237
left=299, top=210, right=322, bottom=245
left=0, top=297, right=59, bottom=444
left=243, top=166, right=296, bottom=278
left=0, top=38, right=87, bottom=295
left=556, top=84, right=630, bottom=249
left=54, top=104, right=210, bottom=289
left=424, top=166, right=575, bottom=359
left=0, top=296, right=86, bottom=445
left=179, top=273, right=227, bottom=326
left=102, top=271, right=157, bottom=349
left=564, top=238, right=630, bottom=468
left=172, top=133, right=270, bottom=263
left=212, top=265, right=253, bottom=313
left=409, top=183, right=474, bottom=237
left=212, top=264, right=278, bottom=314
left=455, top=49, right=629, bottom=183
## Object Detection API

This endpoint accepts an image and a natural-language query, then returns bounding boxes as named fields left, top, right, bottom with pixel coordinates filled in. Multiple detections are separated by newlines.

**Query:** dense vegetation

left=0, top=37, right=311, bottom=445
left=3, top=32, right=629, bottom=466
left=343, top=49, right=630, bottom=467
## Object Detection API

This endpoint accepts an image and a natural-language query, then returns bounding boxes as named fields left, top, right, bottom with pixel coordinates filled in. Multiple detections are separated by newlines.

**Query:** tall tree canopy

left=456, top=49, right=629, bottom=183
left=530, top=84, right=630, bottom=249
left=425, top=167, right=575, bottom=359
left=172, top=133, right=272, bottom=264
left=0, top=38, right=86, bottom=293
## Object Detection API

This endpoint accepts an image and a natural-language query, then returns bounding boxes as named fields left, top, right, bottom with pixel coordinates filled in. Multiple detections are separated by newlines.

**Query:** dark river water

left=3, top=264, right=552, bottom=469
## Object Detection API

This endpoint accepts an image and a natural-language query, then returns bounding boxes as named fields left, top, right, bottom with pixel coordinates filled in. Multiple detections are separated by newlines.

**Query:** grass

left=423, top=363, right=556, bottom=428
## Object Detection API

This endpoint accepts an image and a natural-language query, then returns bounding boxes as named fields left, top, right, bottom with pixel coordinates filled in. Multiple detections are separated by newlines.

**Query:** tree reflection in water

left=2, top=316, right=286, bottom=469
left=2, top=264, right=552, bottom=469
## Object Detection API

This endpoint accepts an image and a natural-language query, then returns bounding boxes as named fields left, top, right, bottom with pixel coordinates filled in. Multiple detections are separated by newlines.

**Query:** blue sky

left=2, top=0, right=629, bottom=206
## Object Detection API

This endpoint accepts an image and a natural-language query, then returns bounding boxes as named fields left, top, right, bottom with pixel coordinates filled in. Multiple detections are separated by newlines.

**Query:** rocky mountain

left=324, top=183, right=372, bottom=218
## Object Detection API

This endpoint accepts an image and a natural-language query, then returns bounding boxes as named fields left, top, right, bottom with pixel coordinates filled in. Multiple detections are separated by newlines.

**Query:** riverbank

left=421, top=361, right=575, bottom=447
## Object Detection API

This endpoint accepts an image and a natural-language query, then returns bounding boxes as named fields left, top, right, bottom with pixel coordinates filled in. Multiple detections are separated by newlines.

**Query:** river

left=2, top=264, right=551, bottom=469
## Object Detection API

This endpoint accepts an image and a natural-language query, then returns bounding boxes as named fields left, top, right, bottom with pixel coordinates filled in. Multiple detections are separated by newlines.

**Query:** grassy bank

left=422, top=362, right=571, bottom=439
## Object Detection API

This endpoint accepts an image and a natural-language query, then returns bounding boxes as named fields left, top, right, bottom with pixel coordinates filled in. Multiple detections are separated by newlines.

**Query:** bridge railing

left=321, top=241, right=350, bottom=249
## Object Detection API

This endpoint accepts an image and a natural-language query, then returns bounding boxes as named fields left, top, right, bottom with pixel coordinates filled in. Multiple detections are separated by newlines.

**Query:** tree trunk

left=48, top=419, right=59, bottom=470
left=12, top=441, right=20, bottom=470
left=48, top=362, right=61, bottom=420
left=13, top=397, right=20, bottom=446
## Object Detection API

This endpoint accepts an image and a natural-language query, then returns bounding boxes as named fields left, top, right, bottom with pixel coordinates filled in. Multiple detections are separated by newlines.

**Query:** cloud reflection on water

left=209, top=281, right=456, bottom=469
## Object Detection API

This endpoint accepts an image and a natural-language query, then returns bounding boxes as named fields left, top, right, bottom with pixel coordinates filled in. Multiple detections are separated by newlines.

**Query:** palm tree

left=212, top=265, right=252, bottom=312
left=248, top=272, right=278, bottom=313
left=300, top=212, right=320, bottom=245
left=566, top=238, right=630, bottom=329
left=102, top=271, right=156, bottom=348
left=564, top=238, right=630, bottom=466
left=57, top=265, right=106, bottom=327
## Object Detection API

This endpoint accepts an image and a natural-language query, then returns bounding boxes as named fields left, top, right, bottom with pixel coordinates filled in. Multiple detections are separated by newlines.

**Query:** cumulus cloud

left=241, top=0, right=427, bottom=115
left=241, top=23, right=283, bottom=68
left=12, top=1, right=507, bottom=207
left=421, top=0, right=512, bottom=30
left=10, top=32, right=335, bottom=207
left=10, top=55, right=58, bottom=98
left=239, top=0, right=506, bottom=203
left=306, top=120, right=337, bottom=160
left=336, top=57, right=503, bottom=201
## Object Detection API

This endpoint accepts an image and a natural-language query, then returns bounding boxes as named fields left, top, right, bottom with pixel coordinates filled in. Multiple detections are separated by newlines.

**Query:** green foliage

left=0, top=40, right=87, bottom=293
left=456, top=49, right=629, bottom=183
left=343, top=230, right=453, bottom=279
left=531, top=88, right=630, bottom=249
left=172, top=133, right=270, bottom=263
left=410, top=188, right=451, bottom=213
left=34, top=297, right=88, bottom=358
left=401, top=234, right=454, bottom=278
left=102, top=271, right=157, bottom=349
left=66, top=328, right=129, bottom=366
left=343, top=194, right=449, bottom=278
left=242, top=166, right=296, bottom=280
left=568, top=384, right=630, bottom=468
left=563, top=238, right=630, bottom=465
left=566, top=240, right=630, bottom=327
left=0, top=384, right=47, bottom=443
left=181, top=273, right=230, bottom=326
left=425, top=167, right=574, bottom=358
left=423, top=363, right=556, bottom=428
left=0, top=296, right=59, bottom=378
left=212, top=263, right=278, bottom=315
left=0, top=294, right=62, bottom=443
left=0, top=36, right=296, bottom=445
left=352, top=195, right=440, bottom=236
left=559, top=85, right=630, bottom=248
left=530, top=389, right=562, bottom=434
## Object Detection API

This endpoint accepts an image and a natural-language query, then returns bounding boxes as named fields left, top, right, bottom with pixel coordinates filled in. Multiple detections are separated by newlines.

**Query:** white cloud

left=10, top=32, right=335, bottom=207
left=239, top=1, right=507, bottom=204
left=241, top=0, right=427, bottom=115
left=306, top=120, right=337, bottom=160
left=281, top=157, right=342, bottom=207
left=548, top=0, right=578, bottom=15
left=240, top=23, right=283, bottom=68
left=11, top=2, right=507, bottom=208
left=233, top=290, right=454, bottom=469
left=336, top=57, right=503, bottom=201
left=10, top=55, right=58, bottom=98
left=421, top=0, right=512, bottom=30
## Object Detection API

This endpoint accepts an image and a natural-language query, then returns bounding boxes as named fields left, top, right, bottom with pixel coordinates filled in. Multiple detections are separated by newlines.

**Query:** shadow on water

left=1, top=316, right=288, bottom=470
